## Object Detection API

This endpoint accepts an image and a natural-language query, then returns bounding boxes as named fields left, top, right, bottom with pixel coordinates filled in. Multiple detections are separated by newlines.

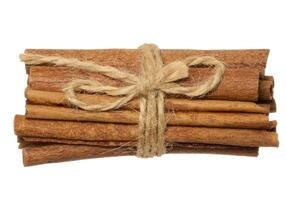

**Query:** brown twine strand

left=20, top=43, right=226, bottom=157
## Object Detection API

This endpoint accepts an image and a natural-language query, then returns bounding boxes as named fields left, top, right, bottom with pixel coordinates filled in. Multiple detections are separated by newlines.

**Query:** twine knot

left=20, top=43, right=226, bottom=158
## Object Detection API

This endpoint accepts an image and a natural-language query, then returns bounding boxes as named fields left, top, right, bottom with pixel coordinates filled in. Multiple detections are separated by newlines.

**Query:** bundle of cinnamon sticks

left=14, top=48, right=278, bottom=166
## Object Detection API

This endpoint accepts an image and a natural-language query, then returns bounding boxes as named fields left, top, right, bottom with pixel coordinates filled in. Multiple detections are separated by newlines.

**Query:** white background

left=0, top=0, right=285, bottom=199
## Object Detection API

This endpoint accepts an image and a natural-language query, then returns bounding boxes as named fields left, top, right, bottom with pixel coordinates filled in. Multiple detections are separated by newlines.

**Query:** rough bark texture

left=25, top=89, right=271, bottom=113
left=19, top=136, right=138, bottom=147
left=22, top=143, right=259, bottom=166
left=28, top=66, right=262, bottom=102
left=25, top=105, right=272, bottom=129
left=15, top=48, right=277, bottom=166
left=25, top=49, right=269, bottom=75
left=15, top=115, right=279, bottom=147
left=259, top=76, right=274, bottom=101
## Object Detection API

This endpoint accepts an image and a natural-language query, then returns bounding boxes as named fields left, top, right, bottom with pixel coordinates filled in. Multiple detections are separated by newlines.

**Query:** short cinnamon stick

left=22, top=143, right=259, bottom=166
left=259, top=76, right=274, bottom=101
left=25, top=89, right=271, bottom=114
left=15, top=115, right=279, bottom=147
left=270, top=99, right=276, bottom=112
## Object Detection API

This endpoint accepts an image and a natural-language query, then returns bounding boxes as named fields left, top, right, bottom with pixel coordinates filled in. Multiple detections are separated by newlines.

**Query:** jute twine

left=20, top=44, right=226, bottom=158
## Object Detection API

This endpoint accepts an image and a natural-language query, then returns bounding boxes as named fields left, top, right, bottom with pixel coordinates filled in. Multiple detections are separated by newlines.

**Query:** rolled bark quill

left=14, top=45, right=278, bottom=166
left=259, top=76, right=274, bottom=101
left=15, top=115, right=279, bottom=147
left=18, top=135, right=277, bottom=149
left=25, top=105, right=274, bottom=129
left=25, top=49, right=272, bottom=101
left=22, top=144, right=259, bottom=166
left=25, top=89, right=271, bottom=113
left=28, top=66, right=270, bottom=102
left=24, top=49, right=269, bottom=75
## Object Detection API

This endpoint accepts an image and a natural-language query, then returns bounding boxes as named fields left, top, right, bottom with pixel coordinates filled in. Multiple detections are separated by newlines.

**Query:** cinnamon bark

left=22, top=144, right=259, bottom=166
left=21, top=136, right=259, bottom=152
left=19, top=132, right=276, bottom=150
left=270, top=99, right=276, bottom=112
left=259, top=76, right=274, bottom=101
left=18, top=140, right=48, bottom=149
left=25, top=89, right=271, bottom=114
left=24, top=49, right=269, bottom=75
left=25, top=105, right=272, bottom=129
left=15, top=115, right=279, bottom=147
left=28, top=66, right=261, bottom=102
left=19, top=136, right=137, bottom=147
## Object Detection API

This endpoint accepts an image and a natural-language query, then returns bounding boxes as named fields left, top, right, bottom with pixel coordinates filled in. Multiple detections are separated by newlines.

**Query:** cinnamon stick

left=15, top=115, right=279, bottom=147
left=28, top=66, right=261, bottom=102
left=19, top=136, right=137, bottom=147
left=22, top=143, right=259, bottom=166
left=21, top=136, right=260, bottom=152
left=25, top=105, right=272, bottom=129
left=259, top=76, right=274, bottom=101
left=19, top=131, right=277, bottom=149
left=270, top=99, right=276, bottom=112
left=24, top=49, right=269, bottom=75
left=25, top=89, right=271, bottom=114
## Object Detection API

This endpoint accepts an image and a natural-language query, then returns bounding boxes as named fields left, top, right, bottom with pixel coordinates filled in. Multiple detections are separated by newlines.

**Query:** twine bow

left=20, top=44, right=226, bottom=157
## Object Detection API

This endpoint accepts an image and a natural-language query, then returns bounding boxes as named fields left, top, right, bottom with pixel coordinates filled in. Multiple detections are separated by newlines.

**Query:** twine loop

left=20, top=43, right=226, bottom=157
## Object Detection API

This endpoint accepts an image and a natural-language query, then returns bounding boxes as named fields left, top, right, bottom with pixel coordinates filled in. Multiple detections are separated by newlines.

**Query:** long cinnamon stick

left=28, top=66, right=261, bottom=102
left=25, top=105, right=272, bottom=129
left=24, top=49, right=269, bottom=75
left=18, top=119, right=276, bottom=145
left=15, top=115, right=278, bottom=147
left=19, top=133, right=276, bottom=151
left=25, top=89, right=271, bottom=114
left=22, top=143, right=259, bottom=166
left=21, top=136, right=260, bottom=151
